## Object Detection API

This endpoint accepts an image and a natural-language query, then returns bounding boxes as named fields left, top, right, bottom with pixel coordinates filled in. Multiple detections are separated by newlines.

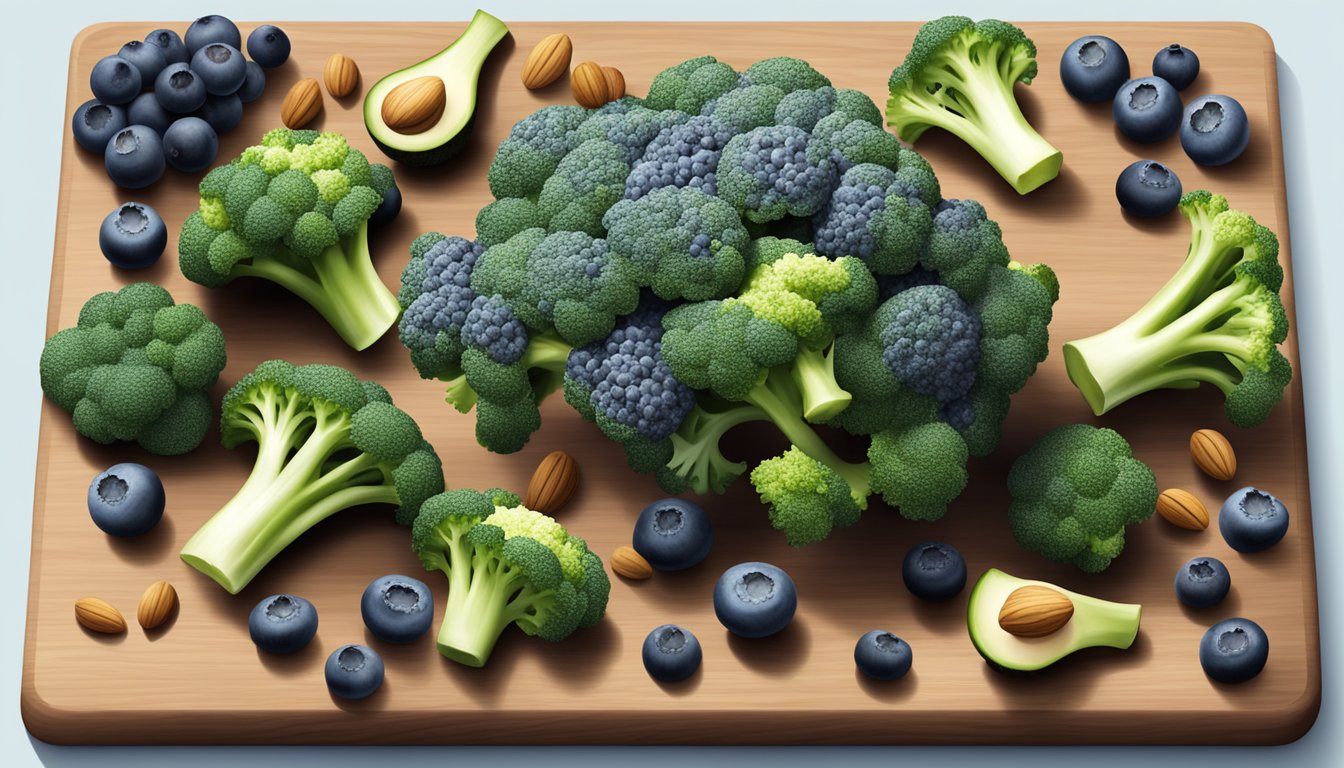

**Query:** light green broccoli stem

left=522, top=332, right=573, bottom=404
left=792, top=344, right=851, bottom=423
left=433, top=551, right=549, bottom=668
left=667, top=400, right=768, bottom=494
left=444, top=372, right=477, bottom=413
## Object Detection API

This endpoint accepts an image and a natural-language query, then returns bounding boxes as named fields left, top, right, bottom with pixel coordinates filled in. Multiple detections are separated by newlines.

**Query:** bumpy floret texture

left=880, top=285, right=981, bottom=404
left=625, top=115, right=735, bottom=199
left=397, top=235, right=485, bottom=379
left=718, top=125, right=837, bottom=223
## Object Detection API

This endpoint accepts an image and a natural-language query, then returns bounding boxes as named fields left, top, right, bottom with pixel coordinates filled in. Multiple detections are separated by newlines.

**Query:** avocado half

left=967, top=568, right=1141, bottom=672
left=364, top=9, right=509, bottom=166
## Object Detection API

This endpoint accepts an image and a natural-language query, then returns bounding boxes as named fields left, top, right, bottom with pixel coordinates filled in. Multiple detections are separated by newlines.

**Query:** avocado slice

left=967, top=568, right=1141, bottom=672
left=364, top=9, right=508, bottom=166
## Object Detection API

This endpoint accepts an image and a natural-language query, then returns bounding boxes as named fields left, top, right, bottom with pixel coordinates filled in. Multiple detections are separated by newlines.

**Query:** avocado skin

left=371, top=113, right=477, bottom=167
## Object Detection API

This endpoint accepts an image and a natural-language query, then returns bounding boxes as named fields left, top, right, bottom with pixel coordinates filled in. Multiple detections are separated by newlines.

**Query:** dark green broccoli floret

left=645, top=56, right=741, bottom=114
left=487, top=105, right=591, bottom=200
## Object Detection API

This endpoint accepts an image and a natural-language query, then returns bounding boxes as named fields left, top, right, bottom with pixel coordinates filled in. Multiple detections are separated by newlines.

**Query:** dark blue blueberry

left=127, top=91, right=173, bottom=135
left=1113, top=76, right=1182, bottom=143
left=1115, top=159, right=1182, bottom=217
left=144, top=28, right=189, bottom=65
left=642, top=624, right=702, bottom=682
left=99, top=202, right=167, bottom=268
left=246, top=24, right=291, bottom=69
left=632, top=498, right=714, bottom=571
left=117, top=40, right=166, bottom=83
left=104, top=125, right=165, bottom=189
left=1174, top=556, right=1231, bottom=609
left=162, top=117, right=219, bottom=173
left=86, top=462, right=164, bottom=536
left=194, top=93, right=243, bottom=134
left=1060, top=35, right=1131, bottom=102
left=1199, top=618, right=1268, bottom=684
left=854, top=630, right=913, bottom=681
left=248, top=594, right=318, bottom=653
left=236, top=61, right=266, bottom=103
left=713, top=562, right=796, bottom=638
left=370, top=184, right=401, bottom=227
left=71, top=99, right=127, bottom=153
left=901, top=541, right=967, bottom=601
left=89, top=55, right=142, bottom=105
left=361, top=574, right=433, bottom=644
left=184, top=15, right=241, bottom=56
left=191, top=43, right=247, bottom=96
left=325, top=644, right=385, bottom=699
left=1219, top=486, right=1289, bottom=553
left=154, top=63, right=207, bottom=114
left=1153, top=44, right=1200, bottom=91
left=1180, top=94, right=1250, bottom=166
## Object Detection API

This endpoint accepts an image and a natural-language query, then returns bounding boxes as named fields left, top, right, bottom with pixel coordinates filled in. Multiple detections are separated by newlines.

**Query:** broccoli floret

left=397, top=235, right=485, bottom=380
left=624, top=115, right=735, bottom=199
left=744, top=57, right=831, bottom=92
left=536, top=137, right=631, bottom=236
left=179, top=361, right=444, bottom=593
left=411, top=490, right=610, bottom=667
left=809, top=110, right=904, bottom=171
left=751, top=446, right=861, bottom=546
left=39, top=283, right=227, bottom=455
left=645, top=56, right=741, bottom=114
left=488, top=105, right=590, bottom=200
left=1063, top=192, right=1290, bottom=428
left=1007, top=424, right=1157, bottom=572
left=573, top=106, right=689, bottom=165
left=703, top=84, right=787, bottom=134
left=812, top=162, right=934, bottom=275
left=885, top=16, right=1062, bottom=195
left=881, top=285, right=982, bottom=403
left=718, top=125, right=838, bottom=223
left=774, top=86, right=836, bottom=131
left=475, top=197, right=545, bottom=247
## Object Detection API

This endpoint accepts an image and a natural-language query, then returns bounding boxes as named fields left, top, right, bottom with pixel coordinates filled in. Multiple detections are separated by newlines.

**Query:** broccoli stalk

left=665, top=399, right=766, bottom=494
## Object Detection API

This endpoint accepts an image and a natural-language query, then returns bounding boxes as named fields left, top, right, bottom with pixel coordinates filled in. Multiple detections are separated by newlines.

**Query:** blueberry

left=854, top=630, right=913, bottom=681
left=713, top=562, right=796, bottom=638
left=1115, top=159, right=1182, bottom=217
left=191, top=44, right=247, bottom=96
left=370, top=185, right=402, bottom=228
left=1219, top=486, right=1289, bottom=553
left=1153, top=44, right=1200, bottom=91
left=1180, top=94, right=1250, bottom=166
left=237, top=61, right=266, bottom=103
left=127, top=92, right=173, bottom=135
left=194, top=93, right=243, bottom=134
left=71, top=99, right=126, bottom=153
left=99, top=202, right=167, bottom=268
left=89, top=55, right=142, bottom=105
left=642, top=624, right=703, bottom=682
left=361, top=574, right=434, bottom=644
left=901, top=541, right=966, bottom=601
left=248, top=594, right=318, bottom=653
left=1059, top=35, right=1130, bottom=103
left=144, top=28, right=189, bottom=65
left=246, top=24, right=291, bottom=69
left=184, top=15, right=242, bottom=56
left=154, top=63, right=207, bottom=114
left=1112, top=76, right=1182, bottom=143
left=1174, top=556, right=1231, bottom=609
left=86, top=462, right=164, bottom=536
left=162, top=117, right=219, bottom=173
left=325, top=644, right=385, bottom=699
left=104, top=125, right=165, bottom=189
left=632, top=498, right=714, bottom=571
left=1199, top=618, right=1268, bottom=684
left=117, top=40, right=166, bottom=83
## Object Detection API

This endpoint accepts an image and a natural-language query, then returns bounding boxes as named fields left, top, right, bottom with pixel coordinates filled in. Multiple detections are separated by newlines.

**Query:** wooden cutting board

left=23, top=20, right=1318, bottom=745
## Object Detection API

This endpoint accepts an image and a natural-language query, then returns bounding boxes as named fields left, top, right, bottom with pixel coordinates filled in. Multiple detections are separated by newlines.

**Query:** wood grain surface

left=22, top=20, right=1318, bottom=745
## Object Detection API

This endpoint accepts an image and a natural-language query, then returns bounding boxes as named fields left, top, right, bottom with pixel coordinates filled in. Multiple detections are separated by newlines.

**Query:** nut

left=521, top=33, right=572, bottom=89
left=75, top=597, right=126, bottom=634
left=524, top=450, right=579, bottom=515
left=601, top=66, right=626, bottom=100
left=381, top=75, right=446, bottom=135
left=1157, top=488, right=1210, bottom=531
left=998, top=585, right=1074, bottom=638
left=611, top=546, right=652, bottom=580
left=324, top=53, right=360, bottom=98
left=1191, top=428, right=1236, bottom=480
left=571, top=61, right=610, bottom=108
left=281, top=78, right=323, bottom=129
left=137, top=580, right=178, bottom=630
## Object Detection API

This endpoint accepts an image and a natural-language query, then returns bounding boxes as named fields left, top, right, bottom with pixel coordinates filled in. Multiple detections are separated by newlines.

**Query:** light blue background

left=2, top=1, right=1337, bottom=765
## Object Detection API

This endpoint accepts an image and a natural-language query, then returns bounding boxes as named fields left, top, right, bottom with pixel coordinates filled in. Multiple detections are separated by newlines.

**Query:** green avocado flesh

left=364, top=9, right=509, bottom=166
left=967, top=568, right=1141, bottom=672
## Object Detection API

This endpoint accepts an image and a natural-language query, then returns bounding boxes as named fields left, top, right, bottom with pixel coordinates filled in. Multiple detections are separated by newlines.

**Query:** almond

left=571, top=61, right=610, bottom=108
left=75, top=597, right=126, bottom=634
left=524, top=450, right=579, bottom=515
left=281, top=78, right=323, bottom=129
left=324, top=53, right=360, bottom=98
left=521, top=33, right=572, bottom=89
left=381, top=75, right=446, bottom=134
left=998, top=585, right=1073, bottom=638
left=601, top=66, right=626, bottom=100
left=611, top=546, right=652, bottom=580
left=1191, top=428, right=1236, bottom=481
left=137, top=580, right=178, bottom=630
left=1157, top=488, right=1210, bottom=531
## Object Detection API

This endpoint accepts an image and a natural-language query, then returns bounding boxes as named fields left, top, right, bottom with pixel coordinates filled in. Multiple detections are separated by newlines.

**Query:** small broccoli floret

left=573, top=106, right=689, bottom=165
left=774, top=86, right=836, bottom=131
left=703, top=84, right=786, bottom=134
left=744, top=57, right=831, bottom=92
left=1007, top=424, right=1157, bottom=572
left=867, top=421, right=969, bottom=521
left=624, top=115, right=735, bottom=199
left=752, top=446, right=862, bottom=546
left=645, top=56, right=741, bottom=114
left=536, top=137, right=631, bottom=236
left=812, top=162, right=934, bottom=275
left=880, top=285, right=982, bottom=403
left=488, top=105, right=591, bottom=200
left=718, top=125, right=837, bottom=223
left=397, top=235, right=485, bottom=380
left=809, top=110, right=904, bottom=171
left=475, top=197, right=545, bottom=247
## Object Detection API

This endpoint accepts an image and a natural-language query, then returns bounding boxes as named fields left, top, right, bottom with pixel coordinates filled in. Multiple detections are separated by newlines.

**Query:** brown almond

left=524, top=450, right=579, bottom=515
left=601, top=66, right=626, bottom=100
left=998, top=585, right=1074, bottom=638
left=1191, top=428, right=1236, bottom=481
left=611, top=546, right=653, bottom=580
left=137, top=580, right=178, bottom=630
left=381, top=75, right=446, bottom=135
left=281, top=78, right=323, bottom=129
left=75, top=597, right=127, bottom=634
left=324, top=53, right=360, bottom=98
left=521, top=33, right=572, bottom=89
left=1157, top=488, right=1210, bottom=531
left=571, top=61, right=610, bottom=108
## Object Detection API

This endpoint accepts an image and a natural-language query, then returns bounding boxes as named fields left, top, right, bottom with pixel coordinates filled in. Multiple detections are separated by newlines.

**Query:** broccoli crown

left=644, top=56, right=740, bottom=114
left=1007, top=424, right=1157, bottom=572
left=39, top=283, right=226, bottom=455
left=704, top=83, right=787, bottom=134
left=625, top=115, right=735, bottom=199
left=718, top=125, right=837, bottom=223
left=487, top=105, right=590, bottom=199
left=397, top=234, right=485, bottom=379
left=809, top=110, right=904, bottom=172
left=880, top=285, right=982, bottom=403
left=475, top=197, right=545, bottom=248
left=774, top=86, right=837, bottom=132
left=751, top=446, right=861, bottom=546
left=812, top=161, right=934, bottom=275
left=536, top=137, right=631, bottom=237
left=744, top=56, right=831, bottom=92
left=888, top=16, right=1038, bottom=96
